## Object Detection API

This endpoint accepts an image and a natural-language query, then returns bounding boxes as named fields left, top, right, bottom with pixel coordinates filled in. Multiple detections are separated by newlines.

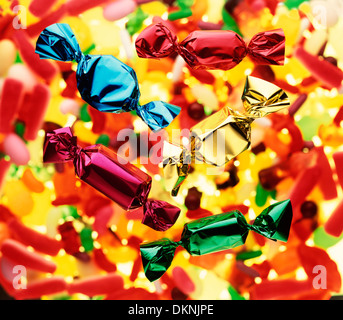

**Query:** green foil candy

left=140, top=199, right=292, bottom=282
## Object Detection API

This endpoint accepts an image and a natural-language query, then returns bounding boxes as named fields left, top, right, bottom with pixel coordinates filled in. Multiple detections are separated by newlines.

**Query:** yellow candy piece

left=189, top=268, right=229, bottom=300
left=106, top=246, right=138, bottom=264
left=250, top=152, right=273, bottom=182
left=224, top=60, right=255, bottom=87
left=133, top=57, right=148, bottom=80
left=192, top=0, right=208, bottom=21
left=72, top=120, right=99, bottom=145
left=27, top=134, right=45, bottom=165
left=205, top=0, right=225, bottom=23
left=53, top=252, right=78, bottom=278
left=81, top=8, right=121, bottom=56
left=3, top=180, right=34, bottom=217
left=139, top=81, right=171, bottom=105
left=272, top=7, right=301, bottom=55
left=0, top=39, right=16, bottom=77
left=22, top=188, right=55, bottom=226
left=61, top=17, right=93, bottom=51
left=141, top=1, right=166, bottom=16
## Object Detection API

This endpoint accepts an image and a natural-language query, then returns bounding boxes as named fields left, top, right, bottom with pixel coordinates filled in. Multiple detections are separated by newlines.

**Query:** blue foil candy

left=35, top=23, right=181, bottom=131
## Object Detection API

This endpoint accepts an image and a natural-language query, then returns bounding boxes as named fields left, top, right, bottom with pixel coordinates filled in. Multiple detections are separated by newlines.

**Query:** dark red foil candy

left=135, top=23, right=285, bottom=71
left=43, top=127, right=180, bottom=231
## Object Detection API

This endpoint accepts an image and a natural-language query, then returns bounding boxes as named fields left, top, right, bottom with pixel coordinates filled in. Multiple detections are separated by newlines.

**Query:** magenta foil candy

left=43, top=127, right=180, bottom=231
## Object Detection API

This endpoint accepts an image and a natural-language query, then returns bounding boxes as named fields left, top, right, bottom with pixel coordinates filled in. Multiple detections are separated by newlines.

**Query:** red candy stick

left=14, top=276, right=67, bottom=300
left=333, top=106, right=343, bottom=126
left=67, top=273, right=124, bottom=296
left=88, top=106, right=107, bottom=134
left=12, top=30, right=58, bottom=82
left=333, top=152, right=343, bottom=190
left=0, top=159, right=11, bottom=192
left=22, top=84, right=51, bottom=141
left=172, top=266, right=195, bottom=295
left=0, top=205, right=15, bottom=223
left=188, top=68, right=216, bottom=85
left=250, top=279, right=313, bottom=300
left=105, top=287, right=159, bottom=300
left=315, top=147, right=337, bottom=200
left=288, top=165, right=321, bottom=210
left=93, top=248, right=117, bottom=273
left=129, top=257, right=142, bottom=282
left=0, top=258, right=16, bottom=296
left=28, top=0, right=58, bottom=17
left=288, top=93, right=307, bottom=117
left=0, top=78, right=24, bottom=134
left=221, top=204, right=249, bottom=215
left=324, top=199, right=343, bottom=237
left=8, top=219, right=62, bottom=256
left=26, top=5, right=67, bottom=38
left=273, top=79, right=300, bottom=94
left=66, top=0, right=110, bottom=16
left=294, top=47, right=343, bottom=89
left=0, top=239, right=57, bottom=274
left=57, top=221, right=81, bottom=255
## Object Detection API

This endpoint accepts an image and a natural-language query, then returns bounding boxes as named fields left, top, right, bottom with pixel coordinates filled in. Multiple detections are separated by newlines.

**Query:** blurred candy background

left=1, top=0, right=343, bottom=300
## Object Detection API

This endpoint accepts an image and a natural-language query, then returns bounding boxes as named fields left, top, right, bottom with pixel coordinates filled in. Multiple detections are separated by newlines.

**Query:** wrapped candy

left=35, top=23, right=180, bottom=131
left=43, top=127, right=181, bottom=231
left=135, top=23, right=285, bottom=70
left=140, top=199, right=293, bottom=282
left=163, top=76, right=290, bottom=196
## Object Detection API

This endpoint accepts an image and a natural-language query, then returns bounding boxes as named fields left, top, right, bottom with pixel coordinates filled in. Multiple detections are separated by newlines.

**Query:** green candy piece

left=296, top=114, right=331, bottom=141
left=313, top=226, right=343, bottom=249
left=126, top=7, right=149, bottom=36
left=222, top=9, right=243, bottom=36
left=83, top=43, right=96, bottom=55
left=236, top=250, right=263, bottom=261
left=80, top=227, right=94, bottom=252
left=228, top=285, right=245, bottom=300
left=141, top=200, right=293, bottom=282
left=8, top=164, right=25, bottom=179
left=255, top=183, right=269, bottom=207
left=283, top=0, right=308, bottom=9
left=80, top=104, right=91, bottom=122
left=255, top=183, right=277, bottom=207
left=15, top=51, right=23, bottom=63
left=60, top=206, right=80, bottom=220
left=53, top=295, right=72, bottom=300
left=168, top=0, right=194, bottom=21
left=177, top=0, right=194, bottom=9
left=31, top=165, right=54, bottom=182
left=96, top=134, right=110, bottom=147
left=168, top=8, right=192, bottom=21
left=15, top=121, right=26, bottom=139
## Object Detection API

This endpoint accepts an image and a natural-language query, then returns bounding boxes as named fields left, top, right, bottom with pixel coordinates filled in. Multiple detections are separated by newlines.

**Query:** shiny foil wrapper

left=163, top=76, right=290, bottom=196
left=35, top=23, right=180, bottom=131
left=135, top=23, right=285, bottom=70
left=43, top=127, right=180, bottom=231
left=140, top=200, right=293, bottom=282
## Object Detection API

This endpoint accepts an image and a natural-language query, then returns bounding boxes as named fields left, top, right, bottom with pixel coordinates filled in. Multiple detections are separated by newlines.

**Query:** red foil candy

left=43, top=127, right=180, bottom=231
left=135, top=23, right=285, bottom=71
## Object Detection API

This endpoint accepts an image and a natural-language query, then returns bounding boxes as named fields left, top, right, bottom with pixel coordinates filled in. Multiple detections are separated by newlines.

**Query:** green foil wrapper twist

left=163, top=76, right=290, bottom=196
left=140, top=199, right=292, bottom=282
